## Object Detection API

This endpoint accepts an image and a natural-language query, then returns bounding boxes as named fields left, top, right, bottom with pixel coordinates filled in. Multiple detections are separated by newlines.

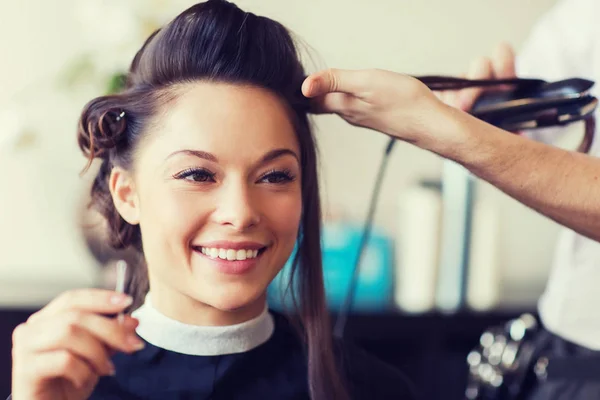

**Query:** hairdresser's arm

left=302, top=69, right=600, bottom=242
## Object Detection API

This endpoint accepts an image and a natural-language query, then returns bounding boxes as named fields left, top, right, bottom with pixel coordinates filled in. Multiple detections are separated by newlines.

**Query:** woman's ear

left=109, top=166, right=140, bottom=225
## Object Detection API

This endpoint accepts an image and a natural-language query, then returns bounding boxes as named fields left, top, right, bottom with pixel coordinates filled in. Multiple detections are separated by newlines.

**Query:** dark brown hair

left=76, top=1, right=348, bottom=399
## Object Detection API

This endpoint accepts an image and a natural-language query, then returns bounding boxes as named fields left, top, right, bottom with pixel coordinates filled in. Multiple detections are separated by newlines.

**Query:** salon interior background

left=0, top=0, right=566, bottom=312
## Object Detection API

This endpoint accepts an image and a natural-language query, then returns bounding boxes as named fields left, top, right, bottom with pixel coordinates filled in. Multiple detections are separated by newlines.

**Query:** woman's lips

left=192, top=245, right=268, bottom=275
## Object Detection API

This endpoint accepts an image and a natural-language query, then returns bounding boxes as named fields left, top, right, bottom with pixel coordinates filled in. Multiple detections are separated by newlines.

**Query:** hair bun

left=78, top=100, right=129, bottom=165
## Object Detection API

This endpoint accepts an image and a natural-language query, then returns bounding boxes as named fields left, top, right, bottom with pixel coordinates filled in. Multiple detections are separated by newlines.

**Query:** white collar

left=132, top=293, right=275, bottom=356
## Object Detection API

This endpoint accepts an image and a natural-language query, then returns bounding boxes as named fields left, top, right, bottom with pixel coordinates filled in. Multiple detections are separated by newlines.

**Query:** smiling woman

left=116, top=82, right=304, bottom=323
left=8, top=1, right=416, bottom=399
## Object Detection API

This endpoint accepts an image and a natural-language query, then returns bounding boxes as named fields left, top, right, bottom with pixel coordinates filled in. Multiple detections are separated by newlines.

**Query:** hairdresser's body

left=302, top=0, right=600, bottom=398
left=440, top=0, right=600, bottom=357
left=8, top=2, right=415, bottom=400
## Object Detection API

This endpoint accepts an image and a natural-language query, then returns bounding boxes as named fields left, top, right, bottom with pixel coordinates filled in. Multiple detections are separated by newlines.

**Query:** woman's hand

left=11, top=288, right=145, bottom=400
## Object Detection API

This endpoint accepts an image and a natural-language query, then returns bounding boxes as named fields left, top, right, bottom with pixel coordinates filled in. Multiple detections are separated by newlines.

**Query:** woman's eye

left=260, top=170, right=295, bottom=184
left=174, top=168, right=216, bottom=183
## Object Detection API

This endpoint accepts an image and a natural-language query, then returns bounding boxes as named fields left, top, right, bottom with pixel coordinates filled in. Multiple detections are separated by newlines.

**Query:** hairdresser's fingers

left=309, top=92, right=366, bottom=116
left=25, top=349, right=98, bottom=391
left=435, top=73, right=466, bottom=109
left=492, top=42, right=517, bottom=86
left=459, top=57, right=495, bottom=111
left=29, top=288, right=133, bottom=322
left=302, top=68, right=371, bottom=99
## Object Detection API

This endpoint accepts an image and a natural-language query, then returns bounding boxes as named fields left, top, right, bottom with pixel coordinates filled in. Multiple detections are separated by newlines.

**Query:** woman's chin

left=188, top=263, right=274, bottom=313
left=196, top=285, right=266, bottom=314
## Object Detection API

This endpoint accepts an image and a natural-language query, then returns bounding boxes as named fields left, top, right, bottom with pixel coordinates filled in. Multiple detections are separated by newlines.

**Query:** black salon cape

left=7, top=312, right=417, bottom=400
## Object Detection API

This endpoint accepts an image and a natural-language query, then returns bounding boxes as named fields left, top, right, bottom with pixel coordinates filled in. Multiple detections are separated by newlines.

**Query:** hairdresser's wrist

left=406, top=100, right=477, bottom=160
left=433, top=103, right=516, bottom=172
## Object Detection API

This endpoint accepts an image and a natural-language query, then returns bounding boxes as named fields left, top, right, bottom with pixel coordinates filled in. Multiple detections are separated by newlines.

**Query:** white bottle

left=466, top=196, right=500, bottom=311
left=395, top=180, right=442, bottom=313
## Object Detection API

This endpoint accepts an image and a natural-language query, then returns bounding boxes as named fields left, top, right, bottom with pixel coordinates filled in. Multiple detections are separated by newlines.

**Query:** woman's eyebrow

left=166, top=149, right=218, bottom=162
left=165, top=148, right=299, bottom=164
left=260, top=148, right=299, bottom=164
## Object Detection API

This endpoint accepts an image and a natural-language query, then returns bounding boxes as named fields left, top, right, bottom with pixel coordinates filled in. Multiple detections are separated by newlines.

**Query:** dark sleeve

left=6, top=395, right=11, bottom=400
left=336, top=341, right=420, bottom=400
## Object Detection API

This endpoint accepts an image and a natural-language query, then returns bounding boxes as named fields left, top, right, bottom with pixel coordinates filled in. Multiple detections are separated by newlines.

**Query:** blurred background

left=0, top=0, right=576, bottom=399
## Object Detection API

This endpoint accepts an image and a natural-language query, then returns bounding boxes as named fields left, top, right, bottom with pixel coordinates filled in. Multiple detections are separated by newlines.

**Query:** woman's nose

left=212, top=183, right=260, bottom=231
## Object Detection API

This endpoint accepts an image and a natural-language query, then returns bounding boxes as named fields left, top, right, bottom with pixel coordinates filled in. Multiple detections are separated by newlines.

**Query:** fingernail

left=107, top=361, right=116, bottom=376
left=459, top=97, right=470, bottom=111
left=124, top=317, right=139, bottom=328
left=110, top=294, right=133, bottom=306
left=309, top=78, right=320, bottom=95
left=127, top=335, right=145, bottom=350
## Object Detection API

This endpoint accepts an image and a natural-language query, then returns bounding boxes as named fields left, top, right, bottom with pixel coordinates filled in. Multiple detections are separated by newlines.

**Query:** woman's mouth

left=191, top=244, right=268, bottom=275
left=196, top=247, right=264, bottom=261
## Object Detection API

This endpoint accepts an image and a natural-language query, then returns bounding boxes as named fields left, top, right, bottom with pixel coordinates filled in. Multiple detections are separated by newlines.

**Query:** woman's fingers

left=11, top=288, right=143, bottom=400
left=23, top=320, right=117, bottom=376
left=29, top=288, right=133, bottom=323
left=30, top=350, right=99, bottom=390
left=23, top=311, right=143, bottom=355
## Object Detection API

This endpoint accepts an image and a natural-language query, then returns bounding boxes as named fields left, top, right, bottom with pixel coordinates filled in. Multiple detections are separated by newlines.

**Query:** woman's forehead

left=139, top=82, right=301, bottom=164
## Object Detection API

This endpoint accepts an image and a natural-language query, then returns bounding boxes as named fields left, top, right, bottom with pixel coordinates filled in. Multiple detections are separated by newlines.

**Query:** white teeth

left=226, top=249, right=236, bottom=260
left=200, top=247, right=263, bottom=261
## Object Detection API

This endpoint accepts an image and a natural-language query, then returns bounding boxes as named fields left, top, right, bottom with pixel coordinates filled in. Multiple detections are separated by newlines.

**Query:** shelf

left=339, top=308, right=535, bottom=338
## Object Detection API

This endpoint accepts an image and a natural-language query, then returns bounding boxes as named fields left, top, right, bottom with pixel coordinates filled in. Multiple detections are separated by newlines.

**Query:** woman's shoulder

left=270, top=311, right=418, bottom=399
left=335, top=338, right=419, bottom=400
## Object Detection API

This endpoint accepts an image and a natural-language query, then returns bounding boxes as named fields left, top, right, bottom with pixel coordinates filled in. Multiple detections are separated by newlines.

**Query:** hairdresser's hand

left=437, top=42, right=517, bottom=112
left=302, top=68, right=465, bottom=152
left=11, top=289, right=144, bottom=400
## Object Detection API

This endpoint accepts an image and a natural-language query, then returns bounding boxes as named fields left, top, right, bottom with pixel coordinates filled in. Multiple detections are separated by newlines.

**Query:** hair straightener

left=420, top=75, right=598, bottom=152
left=333, top=76, right=598, bottom=339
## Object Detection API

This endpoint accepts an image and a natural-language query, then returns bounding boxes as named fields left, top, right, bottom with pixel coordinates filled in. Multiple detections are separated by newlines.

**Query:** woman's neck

left=132, top=291, right=275, bottom=356
left=147, top=284, right=267, bottom=326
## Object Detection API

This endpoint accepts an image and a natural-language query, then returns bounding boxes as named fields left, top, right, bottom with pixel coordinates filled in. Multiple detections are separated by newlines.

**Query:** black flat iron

left=417, top=76, right=598, bottom=153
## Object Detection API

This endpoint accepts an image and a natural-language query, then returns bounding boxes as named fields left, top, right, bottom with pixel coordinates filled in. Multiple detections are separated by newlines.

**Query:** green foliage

left=106, top=72, right=128, bottom=94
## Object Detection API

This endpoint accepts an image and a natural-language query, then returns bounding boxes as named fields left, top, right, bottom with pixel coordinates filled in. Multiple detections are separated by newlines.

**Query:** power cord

left=333, top=137, right=396, bottom=338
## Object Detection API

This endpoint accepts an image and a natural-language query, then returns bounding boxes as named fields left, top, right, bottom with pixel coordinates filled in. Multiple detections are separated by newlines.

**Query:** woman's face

left=111, top=82, right=303, bottom=324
